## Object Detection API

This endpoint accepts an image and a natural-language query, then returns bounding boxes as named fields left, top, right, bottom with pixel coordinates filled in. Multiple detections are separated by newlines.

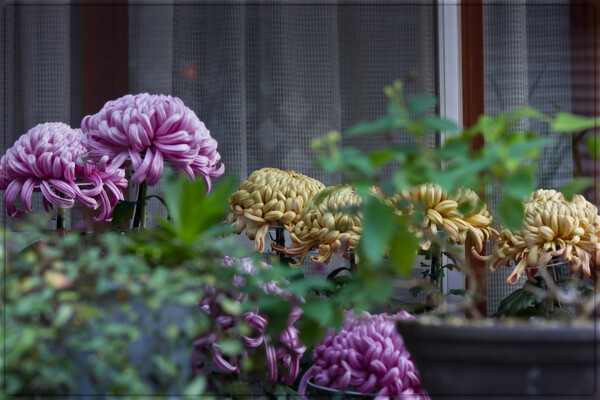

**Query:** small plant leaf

left=111, top=201, right=135, bottom=225
left=552, top=112, right=598, bottom=132
left=421, top=116, right=460, bottom=133
left=560, top=177, right=593, bottom=200
left=498, top=195, right=524, bottom=231
left=346, top=116, right=396, bottom=136
left=389, top=231, right=418, bottom=276
left=505, top=170, right=534, bottom=200
left=357, top=198, right=396, bottom=264
left=407, top=94, right=437, bottom=114
left=586, top=134, right=599, bottom=159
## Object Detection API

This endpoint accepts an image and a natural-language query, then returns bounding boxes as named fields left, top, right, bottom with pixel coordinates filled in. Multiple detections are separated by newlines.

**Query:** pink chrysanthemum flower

left=0, top=122, right=127, bottom=221
left=191, top=257, right=305, bottom=385
left=299, top=310, right=429, bottom=400
left=80, top=93, right=224, bottom=189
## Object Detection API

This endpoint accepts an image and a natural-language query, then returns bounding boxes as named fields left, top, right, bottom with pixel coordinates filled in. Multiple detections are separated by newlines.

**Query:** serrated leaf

left=560, top=178, right=593, bottom=200
left=389, top=231, right=418, bottom=276
left=551, top=112, right=598, bottom=132
left=498, top=195, right=524, bottom=231
left=407, top=94, right=437, bottom=114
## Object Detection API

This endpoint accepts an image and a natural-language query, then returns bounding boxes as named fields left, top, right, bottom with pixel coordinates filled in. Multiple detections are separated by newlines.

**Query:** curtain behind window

left=483, top=1, right=574, bottom=314
left=2, top=4, right=82, bottom=228
left=129, top=3, right=438, bottom=223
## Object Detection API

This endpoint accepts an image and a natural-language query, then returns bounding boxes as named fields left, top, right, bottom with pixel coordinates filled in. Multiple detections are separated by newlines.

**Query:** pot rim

left=306, top=377, right=377, bottom=397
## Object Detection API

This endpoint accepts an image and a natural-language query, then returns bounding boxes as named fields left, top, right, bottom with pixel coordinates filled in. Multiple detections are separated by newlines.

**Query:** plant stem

left=131, top=182, right=148, bottom=230
left=274, top=225, right=285, bottom=264
left=56, top=206, right=66, bottom=232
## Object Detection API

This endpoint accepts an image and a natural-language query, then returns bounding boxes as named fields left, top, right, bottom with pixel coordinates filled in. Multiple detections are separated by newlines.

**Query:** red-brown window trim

left=460, top=0, right=487, bottom=317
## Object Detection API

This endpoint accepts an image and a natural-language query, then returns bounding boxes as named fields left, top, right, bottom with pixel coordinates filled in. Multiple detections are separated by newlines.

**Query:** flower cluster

left=0, top=122, right=127, bottom=220
left=298, top=310, right=428, bottom=400
left=191, top=257, right=305, bottom=385
left=477, top=189, right=600, bottom=284
left=80, top=93, right=224, bottom=189
left=397, top=183, right=497, bottom=252
left=226, top=168, right=325, bottom=252
left=272, top=184, right=364, bottom=267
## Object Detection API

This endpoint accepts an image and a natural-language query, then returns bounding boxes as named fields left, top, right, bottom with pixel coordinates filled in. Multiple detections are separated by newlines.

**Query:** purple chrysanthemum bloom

left=80, top=93, right=224, bottom=189
left=192, top=257, right=305, bottom=385
left=299, top=310, right=429, bottom=400
left=0, top=122, right=127, bottom=221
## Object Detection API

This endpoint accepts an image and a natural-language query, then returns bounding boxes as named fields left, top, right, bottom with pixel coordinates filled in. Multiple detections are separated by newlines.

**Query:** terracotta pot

left=397, top=318, right=597, bottom=399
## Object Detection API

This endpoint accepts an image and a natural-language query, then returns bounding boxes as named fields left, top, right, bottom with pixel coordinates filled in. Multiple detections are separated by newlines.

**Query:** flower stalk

left=131, top=181, right=147, bottom=230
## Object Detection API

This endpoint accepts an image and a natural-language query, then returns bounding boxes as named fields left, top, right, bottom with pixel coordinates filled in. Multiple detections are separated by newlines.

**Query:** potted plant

left=307, top=80, right=599, bottom=398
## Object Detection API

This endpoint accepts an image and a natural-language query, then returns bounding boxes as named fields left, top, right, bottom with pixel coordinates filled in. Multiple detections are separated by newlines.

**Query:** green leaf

left=184, top=376, right=207, bottom=397
left=272, top=383, right=300, bottom=400
left=111, top=201, right=135, bottom=225
left=421, top=116, right=460, bottom=133
left=493, top=286, right=541, bottom=317
left=505, top=137, right=555, bottom=158
left=357, top=198, right=396, bottom=264
left=346, top=116, right=395, bottom=136
left=369, top=150, right=396, bottom=167
left=298, top=318, right=329, bottom=350
left=301, top=299, right=333, bottom=324
left=508, top=107, right=548, bottom=121
left=498, top=195, right=524, bottom=231
left=161, top=171, right=238, bottom=243
left=389, top=231, right=418, bottom=276
left=446, top=289, right=486, bottom=300
left=586, top=135, right=599, bottom=159
left=560, top=177, right=593, bottom=200
left=53, top=304, right=74, bottom=327
left=551, top=112, right=598, bottom=132
left=505, top=170, right=534, bottom=199
left=153, top=355, right=177, bottom=377
left=407, top=94, right=437, bottom=114
left=217, top=338, right=242, bottom=355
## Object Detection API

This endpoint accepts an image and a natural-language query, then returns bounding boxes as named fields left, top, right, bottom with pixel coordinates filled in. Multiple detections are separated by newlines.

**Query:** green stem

left=131, top=182, right=148, bottom=229
left=56, top=206, right=66, bottom=232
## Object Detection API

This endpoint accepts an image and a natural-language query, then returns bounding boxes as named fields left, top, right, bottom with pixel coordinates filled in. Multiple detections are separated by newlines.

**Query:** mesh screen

left=2, top=4, right=81, bottom=230
left=484, top=1, right=574, bottom=315
left=128, top=3, right=438, bottom=246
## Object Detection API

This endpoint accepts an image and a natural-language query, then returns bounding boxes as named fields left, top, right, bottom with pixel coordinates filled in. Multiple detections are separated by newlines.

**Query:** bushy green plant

left=311, top=80, right=598, bottom=316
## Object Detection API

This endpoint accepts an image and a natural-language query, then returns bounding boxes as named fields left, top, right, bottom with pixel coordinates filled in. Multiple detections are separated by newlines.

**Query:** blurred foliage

left=311, top=80, right=597, bottom=312
left=0, top=172, right=338, bottom=396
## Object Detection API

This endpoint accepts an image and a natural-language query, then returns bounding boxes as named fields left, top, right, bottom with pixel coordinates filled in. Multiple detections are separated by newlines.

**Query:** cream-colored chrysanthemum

left=397, top=183, right=497, bottom=251
left=272, top=184, right=363, bottom=267
left=476, top=191, right=600, bottom=285
left=225, top=168, right=325, bottom=252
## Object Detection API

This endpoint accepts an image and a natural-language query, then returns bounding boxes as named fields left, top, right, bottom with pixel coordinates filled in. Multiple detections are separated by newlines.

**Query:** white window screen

left=484, top=1, right=575, bottom=315
left=129, top=3, right=438, bottom=225
left=1, top=4, right=81, bottom=229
